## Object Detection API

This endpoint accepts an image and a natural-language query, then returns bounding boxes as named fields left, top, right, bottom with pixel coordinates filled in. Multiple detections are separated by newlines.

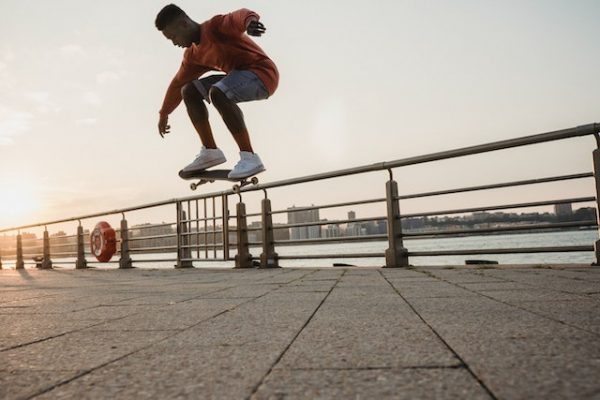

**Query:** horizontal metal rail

left=398, top=172, right=594, bottom=200
left=270, top=198, right=386, bottom=216
left=270, top=216, right=387, bottom=231
left=277, top=253, right=384, bottom=260
left=130, top=222, right=176, bottom=231
left=402, top=197, right=596, bottom=219
left=180, top=230, right=223, bottom=237
left=129, top=246, right=178, bottom=252
left=128, top=233, right=177, bottom=242
left=409, top=245, right=594, bottom=257
left=275, top=235, right=388, bottom=246
left=404, top=221, right=597, bottom=237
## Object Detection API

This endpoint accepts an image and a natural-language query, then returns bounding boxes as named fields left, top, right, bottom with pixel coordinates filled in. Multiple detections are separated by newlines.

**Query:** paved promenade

left=1, top=265, right=599, bottom=399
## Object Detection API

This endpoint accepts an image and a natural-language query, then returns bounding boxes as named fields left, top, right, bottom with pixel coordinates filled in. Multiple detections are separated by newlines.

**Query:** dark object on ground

left=33, top=256, right=43, bottom=268
left=465, top=259, right=499, bottom=265
left=333, top=263, right=357, bottom=267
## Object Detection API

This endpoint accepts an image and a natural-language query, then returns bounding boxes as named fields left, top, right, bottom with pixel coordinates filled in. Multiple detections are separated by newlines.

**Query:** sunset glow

left=0, top=181, right=39, bottom=226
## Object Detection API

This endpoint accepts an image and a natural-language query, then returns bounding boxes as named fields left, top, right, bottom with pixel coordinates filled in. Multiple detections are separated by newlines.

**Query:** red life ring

left=90, top=221, right=117, bottom=262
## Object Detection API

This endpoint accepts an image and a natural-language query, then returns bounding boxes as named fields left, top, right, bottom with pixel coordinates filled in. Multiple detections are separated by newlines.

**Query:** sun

left=0, top=182, right=40, bottom=227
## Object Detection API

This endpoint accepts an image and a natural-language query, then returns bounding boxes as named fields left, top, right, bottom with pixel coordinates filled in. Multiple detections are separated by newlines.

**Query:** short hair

left=155, top=4, right=187, bottom=30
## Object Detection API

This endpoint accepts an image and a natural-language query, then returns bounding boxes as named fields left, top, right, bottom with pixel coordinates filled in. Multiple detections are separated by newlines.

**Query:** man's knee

left=209, top=86, right=231, bottom=110
left=181, top=83, right=203, bottom=104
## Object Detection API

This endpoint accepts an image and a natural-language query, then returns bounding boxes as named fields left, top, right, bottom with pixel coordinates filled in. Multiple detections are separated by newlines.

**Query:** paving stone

left=0, top=369, right=84, bottom=400
left=253, top=368, right=492, bottom=400
left=1, top=330, right=172, bottom=371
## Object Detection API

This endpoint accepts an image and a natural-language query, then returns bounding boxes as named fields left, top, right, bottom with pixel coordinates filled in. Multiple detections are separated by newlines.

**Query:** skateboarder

left=155, top=5, right=279, bottom=179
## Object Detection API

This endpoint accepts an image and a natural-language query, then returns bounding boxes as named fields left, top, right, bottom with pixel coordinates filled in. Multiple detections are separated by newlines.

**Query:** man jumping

left=155, top=4, right=279, bottom=178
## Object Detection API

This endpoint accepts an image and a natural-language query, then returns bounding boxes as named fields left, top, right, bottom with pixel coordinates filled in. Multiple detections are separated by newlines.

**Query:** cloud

left=0, top=106, right=33, bottom=145
left=96, top=71, right=124, bottom=85
left=83, top=91, right=102, bottom=106
left=76, top=118, right=97, bottom=126
left=60, top=44, right=85, bottom=57
left=24, top=91, right=62, bottom=114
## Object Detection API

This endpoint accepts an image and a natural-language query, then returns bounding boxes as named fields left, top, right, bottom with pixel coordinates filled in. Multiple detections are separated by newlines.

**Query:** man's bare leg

left=209, top=86, right=254, bottom=153
left=181, top=83, right=217, bottom=148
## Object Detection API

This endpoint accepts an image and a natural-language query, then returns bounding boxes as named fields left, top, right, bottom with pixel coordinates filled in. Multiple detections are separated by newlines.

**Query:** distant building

left=324, top=224, right=341, bottom=238
left=287, top=206, right=321, bottom=240
left=555, top=203, right=573, bottom=217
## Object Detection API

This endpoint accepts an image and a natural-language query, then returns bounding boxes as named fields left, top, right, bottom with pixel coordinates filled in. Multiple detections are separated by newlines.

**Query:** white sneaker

left=228, top=151, right=265, bottom=179
left=182, top=147, right=226, bottom=173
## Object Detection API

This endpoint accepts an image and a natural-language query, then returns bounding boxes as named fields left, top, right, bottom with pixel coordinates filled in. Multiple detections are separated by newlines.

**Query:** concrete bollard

left=41, top=229, right=53, bottom=269
left=384, top=178, right=409, bottom=268
left=119, top=218, right=133, bottom=269
left=592, top=148, right=600, bottom=266
left=176, top=209, right=193, bottom=269
left=16, top=233, right=24, bottom=269
left=235, top=202, right=253, bottom=268
left=260, top=197, right=279, bottom=268
left=76, top=225, right=87, bottom=269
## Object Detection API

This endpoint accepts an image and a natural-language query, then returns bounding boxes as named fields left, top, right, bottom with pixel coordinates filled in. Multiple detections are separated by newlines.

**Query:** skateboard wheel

left=190, top=183, right=197, bottom=191
left=232, top=185, right=240, bottom=194
left=251, top=177, right=259, bottom=185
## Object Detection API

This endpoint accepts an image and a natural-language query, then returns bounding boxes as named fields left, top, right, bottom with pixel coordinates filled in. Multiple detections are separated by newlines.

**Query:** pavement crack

left=247, top=269, right=347, bottom=400
left=379, top=270, right=499, bottom=400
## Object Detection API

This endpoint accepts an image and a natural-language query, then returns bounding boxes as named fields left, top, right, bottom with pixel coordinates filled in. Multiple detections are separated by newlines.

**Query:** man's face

left=162, top=20, right=193, bottom=48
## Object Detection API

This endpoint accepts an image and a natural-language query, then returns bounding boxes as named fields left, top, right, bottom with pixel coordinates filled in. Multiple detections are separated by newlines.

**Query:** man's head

left=155, top=4, right=198, bottom=48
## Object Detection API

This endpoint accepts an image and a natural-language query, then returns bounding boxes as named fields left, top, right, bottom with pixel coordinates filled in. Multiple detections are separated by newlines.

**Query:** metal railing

left=0, top=123, right=599, bottom=270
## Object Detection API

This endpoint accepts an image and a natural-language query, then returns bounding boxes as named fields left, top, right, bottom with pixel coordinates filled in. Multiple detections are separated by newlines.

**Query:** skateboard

left=179, top=168, right=262, bottom=193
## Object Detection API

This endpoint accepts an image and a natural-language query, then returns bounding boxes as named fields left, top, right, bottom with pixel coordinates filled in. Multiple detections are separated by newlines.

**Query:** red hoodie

left=159, top=9, right=279, bottom=118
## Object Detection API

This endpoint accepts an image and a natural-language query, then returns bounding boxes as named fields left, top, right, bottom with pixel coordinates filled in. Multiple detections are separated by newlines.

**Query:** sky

left=1, top=0, right=599, bottom=230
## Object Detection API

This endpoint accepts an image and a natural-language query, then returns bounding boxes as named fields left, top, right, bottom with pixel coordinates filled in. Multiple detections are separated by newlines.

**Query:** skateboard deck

left=179, top=168, right=262, bottom=192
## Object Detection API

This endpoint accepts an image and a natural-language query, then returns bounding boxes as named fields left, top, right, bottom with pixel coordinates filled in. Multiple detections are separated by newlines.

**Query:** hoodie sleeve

left=210, top=8, right=260, bottom=37
left=159, top=54, right=210, bottom=117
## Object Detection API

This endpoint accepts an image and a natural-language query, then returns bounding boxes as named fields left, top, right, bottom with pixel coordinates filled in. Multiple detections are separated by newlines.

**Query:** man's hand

left=158, top=115, right=170, bottom=138
left=246, top=20, right=266, bottom=37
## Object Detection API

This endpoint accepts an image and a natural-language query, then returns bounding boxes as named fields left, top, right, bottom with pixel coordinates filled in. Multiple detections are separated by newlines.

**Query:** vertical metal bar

left=260, top=195, right=280, bottom=268
left=592, top=146, right=600, bottom=265
left=187, top=200, right=192, bottom=257
left=76, top=223, right=87, bottom=269
left=41, top=227, right=52, bottom=269
left=204, top=198, right=208, bottom=259
left=16, top=232, right=24, bottom=269
left=212, top=196, right=217, bottom=259
left=222, top=194, right=230, bottom=261
left=119, top=217, right=133, bottom=269
left=384, top=175, right=409, bottom=268
left=175, top=201, right=182, bottom=268
left=195, top=199, right=200, bottom=259
left=177, top=207, right=193, bottom=268
left=235, top=200, right=253, bottom=268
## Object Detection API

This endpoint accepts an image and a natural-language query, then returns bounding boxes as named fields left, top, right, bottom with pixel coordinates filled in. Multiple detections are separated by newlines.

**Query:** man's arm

left=158, top=60, right=209, bottom=137
left=211, top=9, right=266, bottom=38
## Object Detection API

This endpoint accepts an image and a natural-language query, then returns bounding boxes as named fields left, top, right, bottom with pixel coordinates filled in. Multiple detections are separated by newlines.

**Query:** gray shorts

left=192, top=70, right=269, bottom=104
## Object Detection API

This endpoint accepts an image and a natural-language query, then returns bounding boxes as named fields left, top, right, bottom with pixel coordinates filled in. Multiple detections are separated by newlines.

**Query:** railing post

left=384, top=174, right=409, bottom=268
left=175, top=204, right=193, bottom=268
left=16, top=233, right=24, bottom=269
left=119, top=216, right=133, bottom=269
left=592, top=145, right=600, bottom=265
left=260, top=194, right=279, bottom=268
left=235, top=199, right=253, bottom=268
left=76, top=223, right=87, bottom=269
left=222, top=195, right=230, bottom=261
left=41, top=228, right=53, bottom=269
